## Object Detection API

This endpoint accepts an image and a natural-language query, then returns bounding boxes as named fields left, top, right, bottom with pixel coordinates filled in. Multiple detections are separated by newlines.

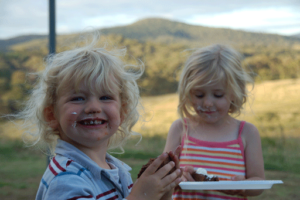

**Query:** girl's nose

left=84, top=98, right=102, bottom=114
left=203, top=96, right=213, bottom=108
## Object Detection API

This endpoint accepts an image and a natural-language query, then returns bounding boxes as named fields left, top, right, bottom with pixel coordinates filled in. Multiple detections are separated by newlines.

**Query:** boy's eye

left=71, top=97, right=84, bottom=101
left=100, top=96, right=112, bottom=100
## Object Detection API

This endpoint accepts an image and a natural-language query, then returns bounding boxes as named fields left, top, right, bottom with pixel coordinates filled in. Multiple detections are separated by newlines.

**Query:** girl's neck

left=193, top=114, right=234, bottom=128
left=188, top=116, right=240, bottom=142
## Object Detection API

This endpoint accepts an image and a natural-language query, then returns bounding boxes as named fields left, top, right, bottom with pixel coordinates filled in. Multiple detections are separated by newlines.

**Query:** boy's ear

left=120, top=103, right=127, bottom=124
left=44, top=106, right=59, bottom=129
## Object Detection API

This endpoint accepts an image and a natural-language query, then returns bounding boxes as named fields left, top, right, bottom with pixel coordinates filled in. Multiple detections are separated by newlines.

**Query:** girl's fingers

left=231, top=175, right=245, bottom=181
left=183, top=166, right=196, bottom=181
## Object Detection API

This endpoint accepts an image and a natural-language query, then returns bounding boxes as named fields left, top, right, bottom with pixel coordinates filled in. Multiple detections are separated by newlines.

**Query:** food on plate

left=192, top=168, right=219, bottom=181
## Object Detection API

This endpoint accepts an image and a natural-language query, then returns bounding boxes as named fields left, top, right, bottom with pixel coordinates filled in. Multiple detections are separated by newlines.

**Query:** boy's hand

left=128, top=152, right=182, bottom=200
left=160, top=146, right=183, bottom=200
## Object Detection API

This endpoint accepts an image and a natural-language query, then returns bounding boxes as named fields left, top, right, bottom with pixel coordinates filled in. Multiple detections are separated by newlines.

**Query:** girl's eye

left=214, top=94, right=224, bottom=98
left=195, top=94, right=204, bottom=98
left=71, top=97, right=84, bottom=101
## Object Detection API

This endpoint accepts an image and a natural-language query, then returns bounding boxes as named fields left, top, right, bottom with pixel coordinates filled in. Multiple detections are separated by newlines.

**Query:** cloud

left=0, top=0, right=300, bottom=39
left=187, top=8, right=300, bottom=35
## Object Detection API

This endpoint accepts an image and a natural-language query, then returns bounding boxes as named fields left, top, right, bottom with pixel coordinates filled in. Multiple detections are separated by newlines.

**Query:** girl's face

left=190, top=81, right=233, bottom=124
left=50, top=82, right=122, bottom=151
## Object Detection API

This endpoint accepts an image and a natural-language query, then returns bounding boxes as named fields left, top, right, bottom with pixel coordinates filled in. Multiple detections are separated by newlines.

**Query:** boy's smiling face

left=50, top=81, right=122, bottom=151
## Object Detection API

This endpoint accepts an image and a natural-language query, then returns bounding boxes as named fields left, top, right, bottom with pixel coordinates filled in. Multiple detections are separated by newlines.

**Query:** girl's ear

left=44, top=106, right=59, bottom=129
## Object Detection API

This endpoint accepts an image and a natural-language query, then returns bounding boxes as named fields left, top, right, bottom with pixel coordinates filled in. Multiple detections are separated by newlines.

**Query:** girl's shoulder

left=241, top=121, right=259, bottom=135
left=170, top=118, right=185, bottom=133
left=240, top=121, right=261, bottom=144
left=168, top=118, right=186, bottom=142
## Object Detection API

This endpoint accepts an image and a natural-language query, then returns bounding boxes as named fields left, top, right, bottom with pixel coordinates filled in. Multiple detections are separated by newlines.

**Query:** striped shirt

left=36, top=139, right=133, bottom=200
left=173, top=121, right=247, bottom=200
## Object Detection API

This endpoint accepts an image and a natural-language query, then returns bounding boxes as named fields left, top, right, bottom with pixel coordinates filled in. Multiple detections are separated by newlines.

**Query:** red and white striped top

left=173, top=121, right=247, bottom=200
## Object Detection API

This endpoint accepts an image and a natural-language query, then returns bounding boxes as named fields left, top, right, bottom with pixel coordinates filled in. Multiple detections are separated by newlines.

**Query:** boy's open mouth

left=78, top=119, right=107, bottom=125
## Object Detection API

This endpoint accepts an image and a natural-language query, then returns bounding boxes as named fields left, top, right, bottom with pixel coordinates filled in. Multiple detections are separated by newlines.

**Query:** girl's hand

left=181, top=166, right=196, bottom=182
left=127, top=152, right=183, bottom=200
left=218, top=175, right=246, bottom=197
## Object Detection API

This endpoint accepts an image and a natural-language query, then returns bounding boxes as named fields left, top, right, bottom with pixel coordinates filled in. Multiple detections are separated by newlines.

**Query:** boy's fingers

left=174, top=145, right=182, bottom=158
left=168, top=151, right=180, bottom=170
left=161, top=168, right=182, bottom=187
left=143, top=153, right=168, bottom=176
left=155, top=160, right=176, bottom=178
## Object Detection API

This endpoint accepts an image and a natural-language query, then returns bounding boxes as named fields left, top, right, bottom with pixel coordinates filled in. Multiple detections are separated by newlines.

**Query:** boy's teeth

left=83, top=120, right=104, bottom=125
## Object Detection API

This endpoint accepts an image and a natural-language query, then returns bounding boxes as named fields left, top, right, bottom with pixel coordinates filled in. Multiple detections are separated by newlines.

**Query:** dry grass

left=133, top=78, right=300, bottom=137
left=0, top=79, right=299, bottom=200
left=1, top=78, right=299, bottom=138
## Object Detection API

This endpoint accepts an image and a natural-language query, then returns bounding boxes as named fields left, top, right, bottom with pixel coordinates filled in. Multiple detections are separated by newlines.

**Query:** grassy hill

left=1, top=18, right=300, bottom=51
left=101, top=18, right=300, bottom=47
left=0, top=35, right=47, bottom=52
left=0, top=18, right=300, bottom=116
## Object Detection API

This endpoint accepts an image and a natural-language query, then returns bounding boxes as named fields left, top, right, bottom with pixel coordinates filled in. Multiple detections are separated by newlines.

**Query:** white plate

left=179, top=180, right=283, bottom=190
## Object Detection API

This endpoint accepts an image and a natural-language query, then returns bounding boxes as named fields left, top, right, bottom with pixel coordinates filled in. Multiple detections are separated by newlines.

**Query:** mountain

left=0, top=35, right=47, bottom=51
left=292, top=33, right=300, bottom=38
left=100, top=18, right=300, bottom=47
left=1, top=18, right=300, bottom=52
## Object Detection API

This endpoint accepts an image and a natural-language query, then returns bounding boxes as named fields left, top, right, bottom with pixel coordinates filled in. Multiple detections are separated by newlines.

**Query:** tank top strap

left=183, top=118, right=188, bottom=133
left=238, top=121, right=246, bottom=138
left=181, top=119, right=189, bottom=147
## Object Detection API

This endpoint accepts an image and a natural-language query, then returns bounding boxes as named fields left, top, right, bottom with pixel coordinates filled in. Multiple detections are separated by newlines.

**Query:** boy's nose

left=84, top=98, right=102, bottom=114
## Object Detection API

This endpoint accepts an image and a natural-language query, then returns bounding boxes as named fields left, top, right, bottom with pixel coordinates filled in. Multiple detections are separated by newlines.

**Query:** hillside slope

left=1, top=18, right=300, bottom=51
left=101, top=18, right=300, bottom=47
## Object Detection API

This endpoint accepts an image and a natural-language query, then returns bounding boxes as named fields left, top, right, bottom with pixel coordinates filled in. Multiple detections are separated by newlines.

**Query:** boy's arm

left=42, top=175, right=96, bottom=200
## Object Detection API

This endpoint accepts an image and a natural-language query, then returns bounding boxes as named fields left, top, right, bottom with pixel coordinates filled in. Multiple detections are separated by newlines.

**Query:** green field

left=1, top=79, right=300, bottom=199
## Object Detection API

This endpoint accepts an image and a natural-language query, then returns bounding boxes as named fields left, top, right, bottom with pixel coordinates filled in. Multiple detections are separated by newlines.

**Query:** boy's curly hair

left=16, top=33, right=144, bottom=156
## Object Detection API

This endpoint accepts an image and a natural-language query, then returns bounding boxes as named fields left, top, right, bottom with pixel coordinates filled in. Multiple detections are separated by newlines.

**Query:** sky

left=0, top=0, right=300, bottom=39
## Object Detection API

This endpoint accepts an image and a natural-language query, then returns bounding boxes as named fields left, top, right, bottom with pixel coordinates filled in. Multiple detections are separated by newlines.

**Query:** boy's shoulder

left=43, top=155, right=91, bottom=183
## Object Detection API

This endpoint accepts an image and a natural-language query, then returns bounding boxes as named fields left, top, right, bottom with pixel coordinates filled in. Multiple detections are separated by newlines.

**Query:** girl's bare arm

left=164, top=119, right=184, bottom=153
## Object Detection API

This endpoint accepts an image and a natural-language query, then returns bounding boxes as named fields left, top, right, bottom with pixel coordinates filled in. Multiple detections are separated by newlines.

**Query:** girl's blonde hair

left=178, top=44, right=253, bottom=120
left=17, top=34, right=144, bottom=156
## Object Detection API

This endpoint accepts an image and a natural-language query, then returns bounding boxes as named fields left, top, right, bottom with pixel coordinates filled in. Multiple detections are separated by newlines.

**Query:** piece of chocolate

left=137, top=153, right=177, bottom=178
left=191, top=168, right=219, bottom=181
left=192, top=173, right=219, bottom=181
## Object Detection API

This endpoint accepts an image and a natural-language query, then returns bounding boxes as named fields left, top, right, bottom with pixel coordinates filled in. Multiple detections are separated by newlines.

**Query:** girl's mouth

left=204, top=111, right=215, bottom=114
